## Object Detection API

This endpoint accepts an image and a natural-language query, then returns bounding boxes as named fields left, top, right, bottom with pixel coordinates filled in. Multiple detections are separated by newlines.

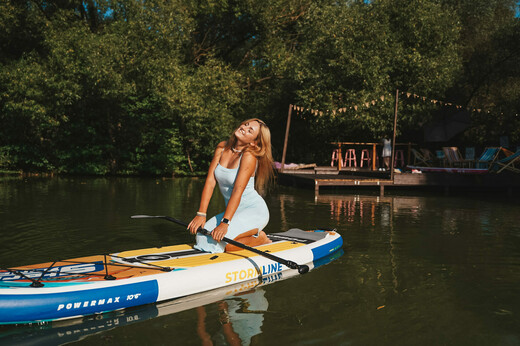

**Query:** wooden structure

left=280, top=90, right=402, bottom=178
left=277, top=168, right=520, bottom=195
left=277, top=90, right=520, bottom=196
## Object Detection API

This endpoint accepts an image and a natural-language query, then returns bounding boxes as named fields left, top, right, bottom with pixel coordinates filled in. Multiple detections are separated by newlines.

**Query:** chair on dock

left=394, top=150, right=405, bottom=167
left=493, top=150, right=520, bottom=173
left=475, top=147, right=501, bottom=168
left=443, top=147, right=472, bottom=167
left=344, top=149, right=357, bottom=167
left=360, top=149, right=372, bottom=168
left=420, top=149, right=439, bottom=165
left=465, top=147, right=475, bottom=161
left=435, top=150, right=446, bottom=166
left=411, top=148, right=431, bottom=166
left=331, top=149, right=340, bottom=167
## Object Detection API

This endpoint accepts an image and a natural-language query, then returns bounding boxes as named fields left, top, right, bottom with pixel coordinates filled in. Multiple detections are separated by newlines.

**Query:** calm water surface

left=0, top=177, right=519, bottom=345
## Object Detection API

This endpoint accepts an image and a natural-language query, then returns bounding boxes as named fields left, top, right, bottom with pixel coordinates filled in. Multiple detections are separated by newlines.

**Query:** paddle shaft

left=131, top=215, right=309, bottom=274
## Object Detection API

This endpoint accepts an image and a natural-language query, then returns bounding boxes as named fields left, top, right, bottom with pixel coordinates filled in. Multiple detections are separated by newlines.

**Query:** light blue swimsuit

left=194, top=155, right=269, bottom=253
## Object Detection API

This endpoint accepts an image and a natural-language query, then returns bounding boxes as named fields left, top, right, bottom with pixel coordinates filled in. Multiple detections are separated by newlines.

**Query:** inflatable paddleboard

left=0, top=229, right=342, bottom=325
left=0, top=249, right=343, bottom=345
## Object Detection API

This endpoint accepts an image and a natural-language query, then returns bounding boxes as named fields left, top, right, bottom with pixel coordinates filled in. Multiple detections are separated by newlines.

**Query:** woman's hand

left=211, top=222, right=229, bottom=242
left=187, top=215, right=206, bottom=235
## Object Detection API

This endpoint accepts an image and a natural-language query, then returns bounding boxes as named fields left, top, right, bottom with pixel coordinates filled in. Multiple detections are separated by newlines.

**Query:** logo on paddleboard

left=225, top=263, right=283, bottom=283
left=0, top=262, right=105, bottom=281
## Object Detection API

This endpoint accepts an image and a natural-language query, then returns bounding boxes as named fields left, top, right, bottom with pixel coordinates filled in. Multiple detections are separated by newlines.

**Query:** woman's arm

left=187, top=141, right=226, bottom=234
left=210, top=152, right=257, bottom=242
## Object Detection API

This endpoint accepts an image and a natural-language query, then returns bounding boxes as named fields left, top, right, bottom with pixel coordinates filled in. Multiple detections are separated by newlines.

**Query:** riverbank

left=0, top=170, right=23, bottom=176
left=0, top=170, right=205, bottom=179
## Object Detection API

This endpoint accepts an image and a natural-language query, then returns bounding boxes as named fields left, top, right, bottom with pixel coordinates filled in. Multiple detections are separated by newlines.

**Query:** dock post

left=380, top=184, right=385, bottom=197
left=390, top=89, right=399, bottom=181
left=281, top=104, right=293, bottom=171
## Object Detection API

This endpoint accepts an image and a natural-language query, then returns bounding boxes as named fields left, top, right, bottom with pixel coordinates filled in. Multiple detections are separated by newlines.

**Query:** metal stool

left=344, top=149, right=357, bottom=167
left=394, top=150, right=405, bottom=167
left=360, top=149, right=371, bottom=168
left=331, top=149, right=340, bottom=167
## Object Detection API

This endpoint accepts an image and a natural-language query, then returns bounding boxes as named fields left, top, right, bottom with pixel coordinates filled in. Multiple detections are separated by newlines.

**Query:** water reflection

left=306, top=192, right=519, bottom=344
left=196, top=288, right=268, bottom=346
left=314, top=194, right=427, bottom=227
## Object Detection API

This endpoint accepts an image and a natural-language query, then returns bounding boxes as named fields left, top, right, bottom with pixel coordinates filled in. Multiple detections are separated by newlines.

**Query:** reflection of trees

left=315, top=194, right=425, bottom=227
left=278, top=194, right=297, bottom=231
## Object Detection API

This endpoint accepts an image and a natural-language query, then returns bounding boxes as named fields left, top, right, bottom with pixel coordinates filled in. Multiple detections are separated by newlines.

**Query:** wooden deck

left=277, top=167, right=520, bottom=195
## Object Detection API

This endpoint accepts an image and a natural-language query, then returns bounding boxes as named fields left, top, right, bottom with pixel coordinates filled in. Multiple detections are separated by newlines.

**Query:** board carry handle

left=131, top=215, right=310, bottom=274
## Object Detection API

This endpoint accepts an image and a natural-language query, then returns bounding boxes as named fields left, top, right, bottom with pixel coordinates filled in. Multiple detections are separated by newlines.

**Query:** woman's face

left=235, top=120, right=261, bottom=145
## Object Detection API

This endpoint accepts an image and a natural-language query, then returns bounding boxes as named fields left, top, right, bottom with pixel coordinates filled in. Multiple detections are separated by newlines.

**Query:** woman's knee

left=234, top=228, right=259, bottom=239
left=225, top=230, right=270, bottom=252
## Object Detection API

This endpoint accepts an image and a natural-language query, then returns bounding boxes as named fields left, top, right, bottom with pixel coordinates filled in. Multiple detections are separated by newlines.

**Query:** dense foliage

left=1, top=0, right=519, bottom=174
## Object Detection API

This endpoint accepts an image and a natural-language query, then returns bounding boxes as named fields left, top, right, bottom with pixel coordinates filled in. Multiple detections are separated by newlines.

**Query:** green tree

left=0, top=0, right=518, bottom=172
left=443, top=0, right=520, bottom=145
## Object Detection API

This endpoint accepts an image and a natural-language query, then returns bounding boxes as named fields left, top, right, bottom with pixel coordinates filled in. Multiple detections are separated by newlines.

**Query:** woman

left=187, top=118, right=274, bottom=253
left=381, top=136, right=392, bottom=171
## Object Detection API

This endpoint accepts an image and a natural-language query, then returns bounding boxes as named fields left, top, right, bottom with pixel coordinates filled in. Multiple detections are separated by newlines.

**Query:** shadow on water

left=1, top=177, right=519, bottom=345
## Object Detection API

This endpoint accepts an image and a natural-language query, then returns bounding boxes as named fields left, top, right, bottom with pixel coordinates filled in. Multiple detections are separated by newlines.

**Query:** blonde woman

left=187, top=118, right=274, bottom=253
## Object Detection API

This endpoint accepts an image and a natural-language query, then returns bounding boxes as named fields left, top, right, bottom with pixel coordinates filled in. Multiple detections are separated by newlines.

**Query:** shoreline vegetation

left=0, top=171, right=206, bottom=178
left=1, top=1, right=519, bottom=176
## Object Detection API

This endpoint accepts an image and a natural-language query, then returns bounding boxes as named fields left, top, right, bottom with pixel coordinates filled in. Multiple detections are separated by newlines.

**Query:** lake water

left=0, top=177, right=519, bottom=345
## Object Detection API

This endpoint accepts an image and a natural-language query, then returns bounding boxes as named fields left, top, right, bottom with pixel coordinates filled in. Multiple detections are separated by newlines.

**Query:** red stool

left=394, top=150, right=405, bottom=167
left=344, top=149, right=357, bottom=167
left=360, top=149, right=371, bottom=168
left=331, top=149, right=340, bottom=167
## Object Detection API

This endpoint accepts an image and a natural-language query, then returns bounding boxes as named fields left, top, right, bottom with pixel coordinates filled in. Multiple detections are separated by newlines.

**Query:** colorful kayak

left=0, top=228, right=343, bottom=325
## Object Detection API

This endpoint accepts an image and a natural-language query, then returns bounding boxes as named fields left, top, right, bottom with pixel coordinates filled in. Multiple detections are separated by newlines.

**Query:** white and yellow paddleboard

left=0, top=229, right=342, bottom=325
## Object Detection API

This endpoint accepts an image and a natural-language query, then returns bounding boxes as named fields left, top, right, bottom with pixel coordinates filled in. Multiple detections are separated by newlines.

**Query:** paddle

left=131, top=215, right=310, bottom=274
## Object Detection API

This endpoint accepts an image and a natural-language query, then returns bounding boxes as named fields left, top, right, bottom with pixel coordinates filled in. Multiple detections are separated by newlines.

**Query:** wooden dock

left=277, top=167, right=520, bottom=195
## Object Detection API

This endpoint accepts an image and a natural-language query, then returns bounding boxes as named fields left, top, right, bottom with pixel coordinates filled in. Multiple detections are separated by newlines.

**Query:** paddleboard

left=0, top=228, right=342, bottom=325
left=0, top=249, right=343, bottom=345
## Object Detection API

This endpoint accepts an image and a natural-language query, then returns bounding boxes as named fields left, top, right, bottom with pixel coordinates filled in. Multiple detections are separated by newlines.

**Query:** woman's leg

left=225, top=229, right=272, bottom=252
left=196, top=306, right=213, bottom=346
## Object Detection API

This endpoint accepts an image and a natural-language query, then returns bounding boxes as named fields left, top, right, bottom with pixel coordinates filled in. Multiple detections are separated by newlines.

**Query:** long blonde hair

left=225, top=118, right=274, bottom=193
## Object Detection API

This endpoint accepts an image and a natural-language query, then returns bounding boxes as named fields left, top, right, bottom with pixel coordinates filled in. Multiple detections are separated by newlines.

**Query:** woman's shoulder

left=213, top=141, right=227, bottom=153
left=242, top=151, right=258, bottom=160
left=210, top=141, right=228, bottom=159
left=239, top=151, right=258, bottom=170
